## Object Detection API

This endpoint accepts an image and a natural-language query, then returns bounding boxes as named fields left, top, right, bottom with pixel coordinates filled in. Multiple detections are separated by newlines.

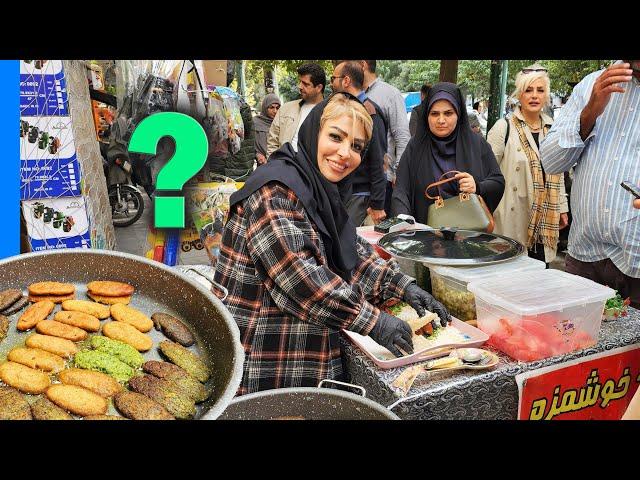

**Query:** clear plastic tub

left=427, top=255, right=545, bottom=321
left=467, top=270, right=615, bottom=362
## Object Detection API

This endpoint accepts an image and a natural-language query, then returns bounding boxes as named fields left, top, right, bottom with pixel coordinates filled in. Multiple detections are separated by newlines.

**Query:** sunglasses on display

left=521, top=68, right=548, bottom=74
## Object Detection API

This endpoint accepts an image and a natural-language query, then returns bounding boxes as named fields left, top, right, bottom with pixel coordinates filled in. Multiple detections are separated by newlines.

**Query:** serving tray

left=342, top=317, right=489, bottom=369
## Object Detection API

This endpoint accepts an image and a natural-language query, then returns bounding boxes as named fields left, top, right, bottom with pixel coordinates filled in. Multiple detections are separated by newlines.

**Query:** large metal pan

left=218, top=380, right=399, bottom=420
left=0, top=249, right=244, bottom=420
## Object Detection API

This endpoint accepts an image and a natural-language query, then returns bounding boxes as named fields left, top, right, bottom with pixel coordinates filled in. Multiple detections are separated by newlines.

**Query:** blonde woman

left=214, top=93, right=450, bottom=394
left=487, top=64, right=569, bottom=265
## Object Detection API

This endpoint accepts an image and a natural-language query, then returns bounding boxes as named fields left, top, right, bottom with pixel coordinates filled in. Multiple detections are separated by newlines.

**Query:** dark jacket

left=209, top=98, right=256, bottom=181
left=409, top=106, right=419, bottom=136
left=350, top=98, right=388, bottom=210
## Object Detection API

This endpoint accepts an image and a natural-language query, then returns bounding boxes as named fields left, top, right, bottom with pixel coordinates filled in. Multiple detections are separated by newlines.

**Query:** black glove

left=403, top=283, right=452, bottom=327
left=368, top=312, right=414, bottom=357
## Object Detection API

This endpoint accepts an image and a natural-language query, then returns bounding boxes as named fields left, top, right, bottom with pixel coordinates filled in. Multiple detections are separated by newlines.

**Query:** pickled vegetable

left=430, top=274, right=476, bottom=321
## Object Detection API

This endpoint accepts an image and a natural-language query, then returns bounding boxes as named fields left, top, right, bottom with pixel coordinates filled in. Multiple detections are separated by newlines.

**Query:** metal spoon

left=392, top=349, right=499, bottom=395
left=456, top=348, right=486, bottom=364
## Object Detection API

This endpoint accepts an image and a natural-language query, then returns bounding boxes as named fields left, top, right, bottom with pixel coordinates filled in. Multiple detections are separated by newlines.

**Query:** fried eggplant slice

left=151, top=312, right=195, bottom=346
left=2, top=296, right=29, bottom=315
left=0, top=289, right=23, bottom=311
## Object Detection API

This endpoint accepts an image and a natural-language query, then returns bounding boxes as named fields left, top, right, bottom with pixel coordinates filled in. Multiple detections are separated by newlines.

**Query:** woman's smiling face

left=316, top=115, right=366, bottom=183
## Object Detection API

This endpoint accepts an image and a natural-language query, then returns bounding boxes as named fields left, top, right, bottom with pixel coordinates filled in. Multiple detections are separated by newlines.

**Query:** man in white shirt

left=540, top=60, right=640, bottom=307
left=266, top=63, right=326, bottom=158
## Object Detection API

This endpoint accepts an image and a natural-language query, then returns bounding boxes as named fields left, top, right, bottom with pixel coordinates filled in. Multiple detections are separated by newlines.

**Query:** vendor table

left=174, top=264, right=640, bottom=420
left=341, top=308, right=640, bottom=420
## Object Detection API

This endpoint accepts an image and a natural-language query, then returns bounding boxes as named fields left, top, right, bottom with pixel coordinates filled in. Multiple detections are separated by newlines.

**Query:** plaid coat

left=213, top=183, right=415, bottom=395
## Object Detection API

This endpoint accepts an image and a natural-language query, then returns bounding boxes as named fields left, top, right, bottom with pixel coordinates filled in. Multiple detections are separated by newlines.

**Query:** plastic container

left=467, top=270, right=615, bottom=362
left=427, top=255, right=545, bottom=321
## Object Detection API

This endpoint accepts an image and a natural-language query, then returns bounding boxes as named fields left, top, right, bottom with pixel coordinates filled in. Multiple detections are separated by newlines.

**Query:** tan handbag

left=425, top=170, right=495, bottom=233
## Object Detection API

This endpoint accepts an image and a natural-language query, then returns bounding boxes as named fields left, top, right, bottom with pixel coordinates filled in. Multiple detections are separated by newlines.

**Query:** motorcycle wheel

left=109, top=184, right=145, bottom=227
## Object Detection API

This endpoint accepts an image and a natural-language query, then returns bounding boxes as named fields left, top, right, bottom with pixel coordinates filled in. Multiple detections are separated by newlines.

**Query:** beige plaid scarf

left=512, top=117, right=562, bottom=250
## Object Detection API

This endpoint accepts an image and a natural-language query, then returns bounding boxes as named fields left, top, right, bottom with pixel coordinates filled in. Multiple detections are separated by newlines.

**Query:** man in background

left=409, top=84, right=430, bottom=136
left=331, top=61, right=387, bottom=226
left=361, top=60, right=411, bottom=213
left=541, top=61, right=640, bottom=307
left=266, top=63, right=326, bottom=158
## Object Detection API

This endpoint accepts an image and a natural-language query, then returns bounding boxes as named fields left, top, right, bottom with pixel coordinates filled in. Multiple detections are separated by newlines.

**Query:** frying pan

left=0, top=249, right=244, bottom=420
left=218, top=380, right=399, bottom=420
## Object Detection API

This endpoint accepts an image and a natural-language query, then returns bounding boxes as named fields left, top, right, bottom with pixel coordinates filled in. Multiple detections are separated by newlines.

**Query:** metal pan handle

left=183, top=267, right=228, bottom=302
left=318, top=379, right=366, bottom=397
left=386, top=390, right=431, bottom=412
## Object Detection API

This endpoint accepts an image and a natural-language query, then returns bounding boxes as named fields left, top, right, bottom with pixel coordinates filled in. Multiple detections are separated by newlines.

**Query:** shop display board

left=22, top=197, right=91, bottom=251
left=20, top=115, right=81, bottom=199
left=20, top=60, right=91, bottom=251
left=20, top=60, right=68, bottom=116
left=516, top=344, right=640, bottom=420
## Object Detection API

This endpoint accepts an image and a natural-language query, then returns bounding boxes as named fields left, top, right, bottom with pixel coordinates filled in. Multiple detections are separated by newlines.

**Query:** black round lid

left=377, top=228, right=525, bottom=266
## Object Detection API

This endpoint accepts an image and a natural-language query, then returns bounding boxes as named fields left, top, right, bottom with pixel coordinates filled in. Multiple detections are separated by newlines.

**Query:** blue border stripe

left=0, top=60, right=20, bottom=258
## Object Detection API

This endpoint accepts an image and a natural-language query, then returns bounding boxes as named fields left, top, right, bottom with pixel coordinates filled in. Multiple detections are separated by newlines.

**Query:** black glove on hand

left=368, top=312, right=414, bottom=357
left=403, top=283, right=452, bottom=327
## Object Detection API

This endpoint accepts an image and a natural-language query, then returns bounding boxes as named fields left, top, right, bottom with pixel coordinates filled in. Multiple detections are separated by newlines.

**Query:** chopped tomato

left=488, top=316, right=594, bottom=362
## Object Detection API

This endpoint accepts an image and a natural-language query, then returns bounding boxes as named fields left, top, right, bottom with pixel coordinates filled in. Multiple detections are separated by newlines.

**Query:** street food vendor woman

left=213, top=93, right=451, bottom=395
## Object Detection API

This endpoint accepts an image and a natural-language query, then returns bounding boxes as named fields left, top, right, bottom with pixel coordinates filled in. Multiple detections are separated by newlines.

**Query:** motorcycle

left=101, top=144, right=145, bottom=228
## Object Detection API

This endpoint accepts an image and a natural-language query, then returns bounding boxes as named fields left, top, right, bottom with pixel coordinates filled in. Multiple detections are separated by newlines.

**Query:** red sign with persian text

left=516, top=345, right=640, bottom=420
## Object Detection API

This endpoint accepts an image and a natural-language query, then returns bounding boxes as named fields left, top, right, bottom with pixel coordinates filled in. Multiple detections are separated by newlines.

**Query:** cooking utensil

left=391, top=348, right=499, bottom=396
left=218, top=379, right=399, bottom=420
left=0, top=250, right=244, bottom=420
left=377, top=228, right=525, bottom=266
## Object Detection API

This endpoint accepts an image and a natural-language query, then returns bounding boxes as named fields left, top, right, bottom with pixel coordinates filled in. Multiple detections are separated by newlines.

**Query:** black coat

left=391, top=84, right=504, bottom=224
left=349, top=97, right=388, bottom=210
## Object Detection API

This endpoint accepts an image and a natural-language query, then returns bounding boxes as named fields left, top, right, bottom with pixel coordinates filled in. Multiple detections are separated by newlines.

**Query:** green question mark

left=128, top=112, right=208, bottom=228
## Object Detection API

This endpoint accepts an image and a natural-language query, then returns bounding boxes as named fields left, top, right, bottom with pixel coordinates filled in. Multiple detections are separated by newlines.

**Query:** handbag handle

left=425, top=170, right=462, bottom=200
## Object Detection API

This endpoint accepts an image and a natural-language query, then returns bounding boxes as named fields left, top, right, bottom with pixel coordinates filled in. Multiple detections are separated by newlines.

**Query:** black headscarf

left=393, top=82, right=502, bottom=223
left=427, top=89, right=462, bottom=196
left=229, top=93, right=364, bottom=281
